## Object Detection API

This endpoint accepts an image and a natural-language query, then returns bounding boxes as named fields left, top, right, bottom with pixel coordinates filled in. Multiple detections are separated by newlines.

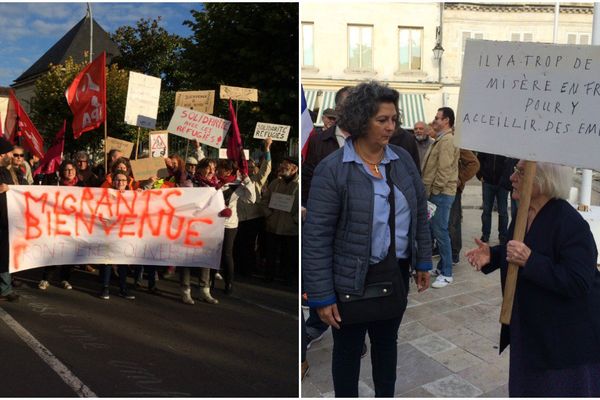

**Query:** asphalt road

left=0, top=268, right=298, bottom=397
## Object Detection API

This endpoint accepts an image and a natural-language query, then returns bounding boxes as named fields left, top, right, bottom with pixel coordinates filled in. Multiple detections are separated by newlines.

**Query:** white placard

left=167, top=106, right=231, bottom=149
left=150, top=131, right=169, bottom=158
left=124, top=71, right=162, bottom=129
left=268, top=193, right=294, bottom=212
left=7, top=186, right=225, bottom=272
left=218, top=148, right=250, bottom=160
left=253, top=122, right=290, bottom=142
left=457, top=39, right=600, bottom=169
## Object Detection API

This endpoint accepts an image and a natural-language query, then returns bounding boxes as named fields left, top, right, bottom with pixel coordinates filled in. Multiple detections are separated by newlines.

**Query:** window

left=567, top=33, right=590, bottom=45
left=511, top=32, right=533, bottom=42
left=302, top=23, right=314, bottom=67
left=348, top=24, right=373, bottom=71
left=461, top=31, right=484, bottom=69
left=398, top=27, right=423, bottom=71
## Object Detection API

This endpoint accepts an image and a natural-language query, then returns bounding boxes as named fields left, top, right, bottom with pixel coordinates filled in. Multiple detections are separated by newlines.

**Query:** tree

left=183, top=3, right=299, bottom=156
left=30, top=56, right=137, bottom=162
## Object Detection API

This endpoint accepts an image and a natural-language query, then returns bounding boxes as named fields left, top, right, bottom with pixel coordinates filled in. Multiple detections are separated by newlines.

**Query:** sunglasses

left=13, top=154, right=24, bottom=158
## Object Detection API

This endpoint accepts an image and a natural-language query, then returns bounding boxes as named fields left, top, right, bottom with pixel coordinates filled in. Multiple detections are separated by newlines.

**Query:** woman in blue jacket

left=467, top=160, right=600, bottom=397
left=302, top=81, right=432, bottom=397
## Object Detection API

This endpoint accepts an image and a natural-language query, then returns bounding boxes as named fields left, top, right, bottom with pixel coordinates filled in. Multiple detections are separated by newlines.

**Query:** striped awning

left=398, top=93, right=426, bottom=129
left=304, top=89, right=426, bottom=129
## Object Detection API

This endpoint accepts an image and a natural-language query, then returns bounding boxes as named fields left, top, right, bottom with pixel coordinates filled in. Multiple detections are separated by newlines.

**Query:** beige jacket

left=238, top=157, right=272, bottom=222
left=261, top=174, right=299, bottom=236
left=421, top=130, right=460, bottom=197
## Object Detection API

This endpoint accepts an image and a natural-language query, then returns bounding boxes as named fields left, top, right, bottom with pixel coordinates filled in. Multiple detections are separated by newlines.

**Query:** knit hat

left=186, top=157, right=198, bottom=165
left=0, top=137, right=14, bottom=155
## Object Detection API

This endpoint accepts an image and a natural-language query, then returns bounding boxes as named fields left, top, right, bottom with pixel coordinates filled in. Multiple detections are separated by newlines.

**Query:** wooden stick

left=499, top=160, right=536, bottom=325
left=135, top=126, right=141, bottom=160
left=103, top=121, right=108, bottom=174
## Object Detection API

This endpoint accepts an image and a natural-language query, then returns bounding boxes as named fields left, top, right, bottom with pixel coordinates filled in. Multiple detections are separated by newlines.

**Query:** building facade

left=301, top=2, right=593, bottom=127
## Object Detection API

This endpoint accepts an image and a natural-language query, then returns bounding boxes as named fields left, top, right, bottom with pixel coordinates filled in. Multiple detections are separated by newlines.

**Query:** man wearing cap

left=260, top=156, right=298, bottom=286
left=316, top=108, right=337, bottom=134
left=0, top=137, right=22, bottom=301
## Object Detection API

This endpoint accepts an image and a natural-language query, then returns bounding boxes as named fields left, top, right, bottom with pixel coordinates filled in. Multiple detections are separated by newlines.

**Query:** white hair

left=535, top=162, right=573, bottom=200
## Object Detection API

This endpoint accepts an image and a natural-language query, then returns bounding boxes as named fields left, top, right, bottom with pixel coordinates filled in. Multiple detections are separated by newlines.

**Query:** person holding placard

left=302, top=82, right=432, bottom=397
left=466, top=160, right=600, bottom=397
left=260, top=156, right=298, bottom=286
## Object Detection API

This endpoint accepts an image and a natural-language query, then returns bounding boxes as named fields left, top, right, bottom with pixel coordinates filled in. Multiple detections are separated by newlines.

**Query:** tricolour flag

left=301, top=86, right=315, bottom=162
left=34, top=120, right=66, bottom=176
left=226, top=99, right=248, bottom=176
left=65, top=51, right=106, bottom=139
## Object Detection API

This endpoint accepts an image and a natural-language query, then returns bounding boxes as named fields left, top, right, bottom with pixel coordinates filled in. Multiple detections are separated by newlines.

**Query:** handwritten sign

left=268, top=193, right=294, bottom=213
left=130, top=157, right=169, bottom=181
left=219, top=85, right=258, bottom=102
left=106, top=136, right=134, bottom=159
left=457, top=40, right=600, bottom=170
left=175, top=90, right=215, bottom=114
left=124, top=72, right=162, bottom=129
left=167, top=106, right=231, bottom=149
left=7, top=186, right=226, bottom=272
left=218, top=148, right=250, bottom=160
left=253, top=122, right=290, bottom=142
left=149, top=131, right=168, bottom=158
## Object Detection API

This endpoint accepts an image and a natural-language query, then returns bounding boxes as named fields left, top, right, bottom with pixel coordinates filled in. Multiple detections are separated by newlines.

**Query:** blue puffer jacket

left=303, top=142, right=432, bottom=308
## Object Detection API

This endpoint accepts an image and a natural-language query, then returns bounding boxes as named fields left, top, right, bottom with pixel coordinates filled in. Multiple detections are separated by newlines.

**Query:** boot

left=198, top=287, right=219, bottom=305
left=181, top=287, right=195, bottom=305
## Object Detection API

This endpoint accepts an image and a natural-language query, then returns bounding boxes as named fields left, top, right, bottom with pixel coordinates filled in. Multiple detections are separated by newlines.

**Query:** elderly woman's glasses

left=513, top=166, right=525, bottom=177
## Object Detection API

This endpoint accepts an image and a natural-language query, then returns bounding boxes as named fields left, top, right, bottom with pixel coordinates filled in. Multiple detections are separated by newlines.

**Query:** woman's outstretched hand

left=466, top=238, right=491, bottom=271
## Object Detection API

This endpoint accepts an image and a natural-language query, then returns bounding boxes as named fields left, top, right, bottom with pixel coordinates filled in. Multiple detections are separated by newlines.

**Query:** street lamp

left=432, top=42, right=444, bottom=61
left=433, top=26, right=444, bottom=83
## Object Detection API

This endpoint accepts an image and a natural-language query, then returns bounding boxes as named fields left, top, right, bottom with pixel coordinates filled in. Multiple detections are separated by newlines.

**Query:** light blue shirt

left=343, top=140, right=411, bottom=263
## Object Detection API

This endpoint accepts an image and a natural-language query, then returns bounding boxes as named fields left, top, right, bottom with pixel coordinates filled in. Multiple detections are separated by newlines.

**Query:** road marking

left=0, top=306, right=97, bottom=397
left=232, top=295, right=298, bottom=320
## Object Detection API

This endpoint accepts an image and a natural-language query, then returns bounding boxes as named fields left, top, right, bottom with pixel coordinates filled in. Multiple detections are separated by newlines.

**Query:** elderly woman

left=302, top=81, right=432, bottom=397
left=466, top=160, right=600, bottom=397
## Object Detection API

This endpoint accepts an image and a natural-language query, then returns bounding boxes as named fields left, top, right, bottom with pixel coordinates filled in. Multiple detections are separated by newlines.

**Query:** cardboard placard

left=167, top=106, right=231, bottom=149
left=106, top=136, right=134, bottom=159
left=219, top=85, right=258, bottom=102
left=218, top=148, right=250, bottom=160
left=268, top=193, right=294, bottom=212
left=149, top=131, right=169, bottom=158
left=175, top=90, right=215, bottom=114
left=129, top=157, right=169, bottom=181
left=253, top=122, right=291, bottom=142
left=124, top=71, right=162, bottom=129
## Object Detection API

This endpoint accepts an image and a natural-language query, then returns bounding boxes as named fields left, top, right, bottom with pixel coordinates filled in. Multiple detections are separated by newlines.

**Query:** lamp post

left=432, top=26, right=444, bottom=83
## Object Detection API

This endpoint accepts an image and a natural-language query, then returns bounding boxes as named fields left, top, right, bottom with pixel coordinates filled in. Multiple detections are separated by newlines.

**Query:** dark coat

left=0, top=167, right=27, bottom=272
left=482, top=198, right=600, bottom=370
left=476, top=152, right=506, bottom=186
left=302, top=143, right=432, bottom=308
left=389, top=128, right=421, bottom=173
left=301, top=125, right=340, bottom=207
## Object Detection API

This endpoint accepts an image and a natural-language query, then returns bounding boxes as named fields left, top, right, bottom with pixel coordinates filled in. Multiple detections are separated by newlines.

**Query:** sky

left=0, top=2, right=198, bottom=86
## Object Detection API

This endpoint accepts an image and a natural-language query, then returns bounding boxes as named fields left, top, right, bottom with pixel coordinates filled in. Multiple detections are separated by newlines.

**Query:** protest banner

left=124, top=72, right=162, bottom=129
left=167, top=106, right=231, bottom=149
left=130, top=157, right=169, bottom=181
left=149, top=131, right=169, bottom=158
left=175, top=90, right=215, bottom=114
left=219, top=148, right=249, bottom=160
left=6, top=186, right=226, bottom=272
left=106, top=136, right=134, bottom=159
left=219, top=85, right=258, bottom=102
left=253, top=122, right=291, bottom=142
left=456, top=39, right=600, bottom=170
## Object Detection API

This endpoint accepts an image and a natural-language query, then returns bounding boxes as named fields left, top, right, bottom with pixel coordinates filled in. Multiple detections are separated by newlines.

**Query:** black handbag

left=336, top=164, right=409, bottom=325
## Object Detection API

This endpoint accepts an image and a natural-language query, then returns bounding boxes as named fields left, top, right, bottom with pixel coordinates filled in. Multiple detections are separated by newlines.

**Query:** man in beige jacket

left=421, top=107, right=460, bottom=288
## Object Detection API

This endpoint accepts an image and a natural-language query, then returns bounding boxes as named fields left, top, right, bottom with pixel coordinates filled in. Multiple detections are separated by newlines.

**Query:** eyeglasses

left=13, top=154, right=24, bottom=158
left=115, top=179, right=128, bottom=183
left=513, top=166, right=525, bottom=177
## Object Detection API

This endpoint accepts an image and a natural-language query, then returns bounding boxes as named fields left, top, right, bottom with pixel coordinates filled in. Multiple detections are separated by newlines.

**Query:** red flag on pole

left=65, top=51, right=106, bottom=139
left=5, top=90, right=45, bottom=159
left=34, top=120, right=66, bottom=176
left=226, top=99, right=248, bottom=176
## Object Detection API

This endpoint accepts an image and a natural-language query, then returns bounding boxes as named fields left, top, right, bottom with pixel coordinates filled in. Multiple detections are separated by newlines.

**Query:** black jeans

left=234, top=217, right=264, bottom=277
left=448, top=190, right=462, bottom=259
left=219, top=228, right=237, bottom=285
left=332, top=317, right=402, bottom=397
left=265, top=232, right=298, bottom=285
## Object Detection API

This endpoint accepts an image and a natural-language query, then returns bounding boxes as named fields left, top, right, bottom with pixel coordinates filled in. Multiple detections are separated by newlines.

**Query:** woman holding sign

left=302, top=81, right=432, bottom=397
left=466, top=160, right=600, bottom=397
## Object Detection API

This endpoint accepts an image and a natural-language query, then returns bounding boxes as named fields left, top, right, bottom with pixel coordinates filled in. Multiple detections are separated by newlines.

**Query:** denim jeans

left=430, top=193, right=455, bottom=277
left=0, top=272, right=12, bottom=296
left=332, top=317, right=402, bottom=397
left=306, top=307, right=329, bottom=339
left=481, top=182, right=509, bottom=243
left=100, top=265, right=129, bottom=293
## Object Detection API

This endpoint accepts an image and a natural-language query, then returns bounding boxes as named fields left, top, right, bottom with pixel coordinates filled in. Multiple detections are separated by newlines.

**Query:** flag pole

left=135, top=126, right=141, bottom=160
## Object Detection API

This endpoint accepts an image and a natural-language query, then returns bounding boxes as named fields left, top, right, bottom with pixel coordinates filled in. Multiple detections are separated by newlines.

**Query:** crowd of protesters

left=0, top=135, right=299, bottom=305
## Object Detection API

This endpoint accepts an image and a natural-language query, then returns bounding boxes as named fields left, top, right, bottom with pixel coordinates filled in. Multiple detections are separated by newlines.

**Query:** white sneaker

left=181, top=288, right=195, bottom=305
left=38, top=280, right=49, bottom=290
left=61, top=281, right=72, bottom=290
left=432, top=274, right=453, bottom=288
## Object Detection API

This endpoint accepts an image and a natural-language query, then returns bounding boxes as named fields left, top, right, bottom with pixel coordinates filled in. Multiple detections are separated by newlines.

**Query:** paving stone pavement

left=302, top=180, right=512, bottom=397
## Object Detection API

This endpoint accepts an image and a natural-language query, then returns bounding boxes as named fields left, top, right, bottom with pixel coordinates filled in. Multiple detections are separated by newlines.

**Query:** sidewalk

left=302, top=180, right=511, bottom=397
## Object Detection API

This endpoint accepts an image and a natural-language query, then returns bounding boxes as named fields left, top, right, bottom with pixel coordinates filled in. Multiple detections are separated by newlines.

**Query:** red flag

left=65, top=51, right=106, bottom=139
left=34, top=120, right=66, bottom=176
left=226, top=99, right=248, bottom=176
left=5, top=90, right=45, bottom=159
